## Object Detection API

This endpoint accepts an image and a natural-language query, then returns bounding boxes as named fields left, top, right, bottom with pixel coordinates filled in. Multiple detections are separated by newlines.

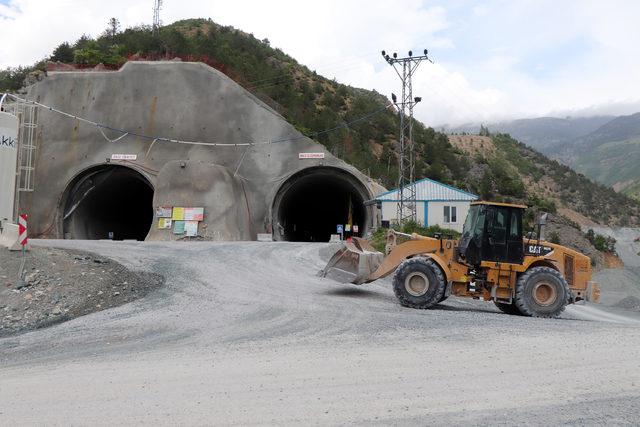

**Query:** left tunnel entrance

left=62, top=165, right=154, bottom=240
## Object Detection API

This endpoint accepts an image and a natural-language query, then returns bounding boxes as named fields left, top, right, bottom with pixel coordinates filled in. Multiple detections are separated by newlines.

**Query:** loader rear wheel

left=514, top=266, right=570, bottom=318
left=393, top=257, right=445, bottom=309
left=494, top=301, right=523, bottom=316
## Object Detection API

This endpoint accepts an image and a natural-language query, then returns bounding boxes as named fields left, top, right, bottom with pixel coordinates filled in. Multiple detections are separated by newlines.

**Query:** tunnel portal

left=62, top=165, right=154, bottom=241
left=273, top=167, right=369, bottom=242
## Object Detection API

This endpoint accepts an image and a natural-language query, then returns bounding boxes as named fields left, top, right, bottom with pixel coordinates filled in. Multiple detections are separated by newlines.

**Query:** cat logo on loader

left=321, top=201, right=600, bottom=317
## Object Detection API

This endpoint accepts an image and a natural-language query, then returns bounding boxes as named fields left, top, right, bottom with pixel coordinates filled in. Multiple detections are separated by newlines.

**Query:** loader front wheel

left=514, top=266, right=570, bottom=318
left=494, top=301, right=523, bottom=316
left=393, top=257, right=445, bottom=309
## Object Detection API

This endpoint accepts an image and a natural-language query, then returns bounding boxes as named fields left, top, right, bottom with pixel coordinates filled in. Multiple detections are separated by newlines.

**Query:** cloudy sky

left=1, top=0, right=639, bottom=126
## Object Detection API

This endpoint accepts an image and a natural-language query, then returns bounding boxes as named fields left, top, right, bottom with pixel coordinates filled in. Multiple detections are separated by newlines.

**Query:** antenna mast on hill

left=381, top=49, right=432, bottom=225
left=153, top=0, right=163, bottom=34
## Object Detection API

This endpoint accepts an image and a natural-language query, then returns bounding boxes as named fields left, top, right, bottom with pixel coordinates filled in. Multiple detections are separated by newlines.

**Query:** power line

left=381, top=49, right=433, bottom=224
left=2, top=93, right=391, bottom=149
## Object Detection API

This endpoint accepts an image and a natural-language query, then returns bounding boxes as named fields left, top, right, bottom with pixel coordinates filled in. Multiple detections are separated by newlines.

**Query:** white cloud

left=1, top=0, right=639, bottom=126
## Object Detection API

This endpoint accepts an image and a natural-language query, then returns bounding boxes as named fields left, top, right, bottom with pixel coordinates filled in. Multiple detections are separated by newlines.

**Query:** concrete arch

left=271, top=166, right=373, bottom=242
left=60, top=164, right=154, bottom=240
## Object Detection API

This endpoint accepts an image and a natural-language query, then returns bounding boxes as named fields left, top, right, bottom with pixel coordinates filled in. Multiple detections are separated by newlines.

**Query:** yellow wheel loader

left=321, top=201, right=600, bottom=317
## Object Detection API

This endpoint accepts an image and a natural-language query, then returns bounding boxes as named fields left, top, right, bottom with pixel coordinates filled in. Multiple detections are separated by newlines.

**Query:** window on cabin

left=443, top=206, right=457, bottom=223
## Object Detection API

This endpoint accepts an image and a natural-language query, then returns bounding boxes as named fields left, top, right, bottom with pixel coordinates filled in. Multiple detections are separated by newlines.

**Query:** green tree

left=0, top=67, right=30, bottom=91
left=51, top=42, right=74, bottom=63
left=479, top=170, right=493, bottom=200
left=106, top=18, right=121, bottom=39
left=74, top=44, right=104, bottom=66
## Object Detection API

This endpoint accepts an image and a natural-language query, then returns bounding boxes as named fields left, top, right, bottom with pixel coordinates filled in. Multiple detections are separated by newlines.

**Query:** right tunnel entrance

left=273, top=167, right=370, bottom=242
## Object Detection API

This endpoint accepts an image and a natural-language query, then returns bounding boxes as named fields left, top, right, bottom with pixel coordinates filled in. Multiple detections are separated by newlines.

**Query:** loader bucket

left=319, top=237, right=384, bottom=285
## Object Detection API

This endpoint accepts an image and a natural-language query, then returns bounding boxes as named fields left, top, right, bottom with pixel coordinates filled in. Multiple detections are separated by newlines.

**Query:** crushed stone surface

left=0, top=246, right=163, bottom=337
left=1, top=239, right=640, bottom=425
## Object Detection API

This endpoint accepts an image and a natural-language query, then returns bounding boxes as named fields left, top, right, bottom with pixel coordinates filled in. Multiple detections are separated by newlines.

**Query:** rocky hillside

left=3, top=18, right=640, bottom=227
left=448, top=134, right=640, bottom=227
left=447, top=116, right=613, bottom=153
left=451, top=113, right=640, bottom=201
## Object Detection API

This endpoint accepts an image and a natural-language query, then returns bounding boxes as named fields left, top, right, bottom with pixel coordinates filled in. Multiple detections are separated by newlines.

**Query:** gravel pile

left=0, top=246, right=163, bottom=337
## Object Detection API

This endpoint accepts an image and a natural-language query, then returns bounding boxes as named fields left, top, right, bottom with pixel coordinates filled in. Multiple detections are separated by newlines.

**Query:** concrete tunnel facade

left=20, top=61, right=384, bottom=242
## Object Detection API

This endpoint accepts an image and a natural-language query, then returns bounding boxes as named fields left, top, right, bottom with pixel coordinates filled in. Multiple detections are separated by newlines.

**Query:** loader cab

left=458, top=202, right=525, bottom=266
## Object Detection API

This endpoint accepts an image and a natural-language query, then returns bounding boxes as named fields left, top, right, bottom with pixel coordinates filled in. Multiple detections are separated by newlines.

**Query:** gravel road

left=2, top=239, right=640, bottom=425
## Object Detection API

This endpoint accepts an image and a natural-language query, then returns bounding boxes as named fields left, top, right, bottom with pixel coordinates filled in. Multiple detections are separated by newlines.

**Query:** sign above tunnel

left=298, top=152, right=325, bottom=159
left=111, top=154, right=138, bottom=160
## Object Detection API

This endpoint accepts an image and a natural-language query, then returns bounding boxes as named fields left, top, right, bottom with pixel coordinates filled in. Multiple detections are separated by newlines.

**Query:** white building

left=376, top=178, right=478, bottom=232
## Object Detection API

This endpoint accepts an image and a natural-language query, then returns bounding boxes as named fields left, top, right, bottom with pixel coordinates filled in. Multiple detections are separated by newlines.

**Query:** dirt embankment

left=545, top=214, right=610, bottom=269
left=604, top=252, right=625, bottom=269
left=0, top=246, right=163, bottom=337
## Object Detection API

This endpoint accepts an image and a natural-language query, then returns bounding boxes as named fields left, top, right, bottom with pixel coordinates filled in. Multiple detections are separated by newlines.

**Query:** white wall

left=0, top=112, right=18, bottom=222
left=380, top=200, right=472, bottom=232
left=381, top=201, right=396, bottom=223
left=427, top=201, right=471, bottom=233
left=380, top=201, right=425, bottom=225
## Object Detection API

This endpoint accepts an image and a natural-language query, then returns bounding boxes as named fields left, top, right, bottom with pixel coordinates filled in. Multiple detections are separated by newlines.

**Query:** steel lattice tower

left=153, top=0, right=163, bottom=34
left=382, top=49, right=432, bottom=224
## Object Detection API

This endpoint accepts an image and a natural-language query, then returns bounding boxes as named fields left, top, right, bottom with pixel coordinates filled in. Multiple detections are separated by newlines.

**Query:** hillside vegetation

left=449, top=133, right=640, bottom=227
left=2, top=18, right=640, bottom=226
left=448, top=116, right=613, bottom=152
left=453, top=113, right=640, bottom=201
left=558, top=113, right=640, bottom=201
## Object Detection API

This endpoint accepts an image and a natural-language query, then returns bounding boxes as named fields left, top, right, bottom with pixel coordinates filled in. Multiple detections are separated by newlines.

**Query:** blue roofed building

left=376, top=178, right=478, bottom=232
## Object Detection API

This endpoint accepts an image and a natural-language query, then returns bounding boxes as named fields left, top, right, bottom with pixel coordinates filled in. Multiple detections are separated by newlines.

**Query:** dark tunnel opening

left=274, top=168, right=369, bottom=242
left=62, top=166, right=154, bottom=241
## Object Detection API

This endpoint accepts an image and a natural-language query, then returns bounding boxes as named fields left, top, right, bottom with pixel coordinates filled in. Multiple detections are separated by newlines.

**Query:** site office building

left=376, top=178, right=478, bottom=232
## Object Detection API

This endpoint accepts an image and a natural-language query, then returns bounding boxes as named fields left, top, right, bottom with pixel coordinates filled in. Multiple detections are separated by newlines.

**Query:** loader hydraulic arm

left=366, top=238, right=441, bottom=283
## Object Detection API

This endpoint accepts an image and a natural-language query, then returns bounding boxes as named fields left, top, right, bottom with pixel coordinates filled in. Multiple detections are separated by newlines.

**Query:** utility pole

left=381, top=49, right=432, bottom=225
left=152, top=0, right=163, bottom=35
